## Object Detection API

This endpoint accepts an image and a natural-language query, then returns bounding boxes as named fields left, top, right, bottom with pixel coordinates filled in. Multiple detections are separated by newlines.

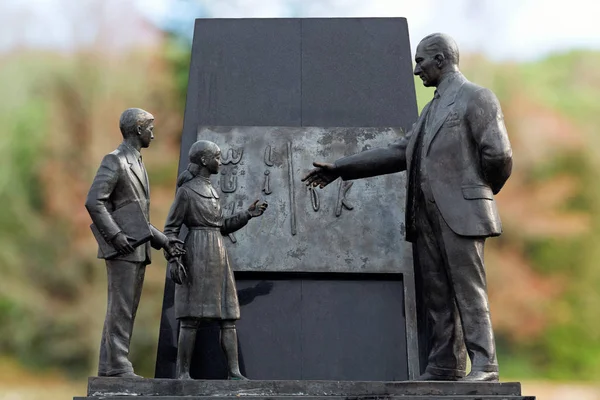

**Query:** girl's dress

left=164, top=176, right=250, bottom=320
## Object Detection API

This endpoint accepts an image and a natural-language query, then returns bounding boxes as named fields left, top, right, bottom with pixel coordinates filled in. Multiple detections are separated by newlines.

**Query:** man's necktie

left=425, top=90, right=440, bottom=131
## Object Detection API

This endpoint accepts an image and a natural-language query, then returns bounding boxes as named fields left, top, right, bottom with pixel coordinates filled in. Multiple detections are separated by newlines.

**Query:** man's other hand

left=111, top=232, right=135, bottom=255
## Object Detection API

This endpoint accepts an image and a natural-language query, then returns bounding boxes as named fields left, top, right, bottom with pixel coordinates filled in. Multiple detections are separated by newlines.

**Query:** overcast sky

left=2, top=0, right=599, bottom=61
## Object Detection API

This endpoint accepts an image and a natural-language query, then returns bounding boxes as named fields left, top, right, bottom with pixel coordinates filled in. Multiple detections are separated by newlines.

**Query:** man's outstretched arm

left=302, top=129, right=413, bottom=188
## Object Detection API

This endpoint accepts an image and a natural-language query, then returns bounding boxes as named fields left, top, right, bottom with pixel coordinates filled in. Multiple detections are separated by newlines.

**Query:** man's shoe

left=462, top=371, right=499, bottom=382
left=417, top=371, right=460, bottom=381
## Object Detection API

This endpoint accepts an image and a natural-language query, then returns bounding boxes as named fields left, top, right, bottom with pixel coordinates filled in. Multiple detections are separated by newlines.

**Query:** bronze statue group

left=85, top=33, right=511, bottom=382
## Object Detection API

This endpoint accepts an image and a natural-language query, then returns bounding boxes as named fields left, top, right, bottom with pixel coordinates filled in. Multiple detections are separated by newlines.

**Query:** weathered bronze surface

left=197, top=126, right=412, bottom=275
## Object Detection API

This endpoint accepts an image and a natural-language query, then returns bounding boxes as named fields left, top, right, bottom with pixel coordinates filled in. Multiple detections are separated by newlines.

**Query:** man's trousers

left=98, top=259, right=146, bottom=376
left=414, top=183, right=498, bottom=378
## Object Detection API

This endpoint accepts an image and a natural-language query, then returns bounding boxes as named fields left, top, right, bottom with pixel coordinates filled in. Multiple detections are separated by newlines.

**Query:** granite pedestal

left=77, top=377, right=534, bottom=400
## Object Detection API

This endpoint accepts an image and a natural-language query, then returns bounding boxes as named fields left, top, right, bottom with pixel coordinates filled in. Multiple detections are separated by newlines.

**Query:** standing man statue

left=302, top=33, right=512, bottom=382
left=85, top=108, right=184, bottom=378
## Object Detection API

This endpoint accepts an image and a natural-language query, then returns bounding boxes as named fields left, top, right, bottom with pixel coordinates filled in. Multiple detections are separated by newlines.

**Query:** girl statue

left=164, top=140, right=268, bottom=380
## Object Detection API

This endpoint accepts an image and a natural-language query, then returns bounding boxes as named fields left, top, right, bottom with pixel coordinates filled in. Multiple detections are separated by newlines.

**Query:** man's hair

left=420, top=33, right=460, bottom=66
left=119, top=108, right=153, bottom=138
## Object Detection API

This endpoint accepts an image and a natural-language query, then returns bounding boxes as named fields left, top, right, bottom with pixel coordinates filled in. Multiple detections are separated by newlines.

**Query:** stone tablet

left=197, top=126, right=412, bottom=275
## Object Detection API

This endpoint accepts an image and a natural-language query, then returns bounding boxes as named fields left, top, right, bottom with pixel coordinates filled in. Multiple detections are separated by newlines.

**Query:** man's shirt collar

left=123, top=141, right=141, bottom=160
left=436, top=71, right=460, bottom=98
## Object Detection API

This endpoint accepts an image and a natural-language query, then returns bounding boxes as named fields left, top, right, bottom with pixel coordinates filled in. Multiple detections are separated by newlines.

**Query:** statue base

left=75, top=377, right=535, bottom=400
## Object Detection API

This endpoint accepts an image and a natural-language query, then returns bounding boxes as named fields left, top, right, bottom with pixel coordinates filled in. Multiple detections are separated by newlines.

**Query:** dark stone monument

left=155, top=17, right=419, bottom=382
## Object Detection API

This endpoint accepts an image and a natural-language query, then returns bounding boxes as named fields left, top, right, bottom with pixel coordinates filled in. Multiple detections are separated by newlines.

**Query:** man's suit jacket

left=85, top=142, right=167, bottom=264
left=334, top=72, right=512, bottom=241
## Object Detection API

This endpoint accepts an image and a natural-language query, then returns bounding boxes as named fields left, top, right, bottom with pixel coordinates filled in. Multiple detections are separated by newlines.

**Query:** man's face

left=413, top=42, right=442, bottom=87
left=138, top=118, right=155, bottom=148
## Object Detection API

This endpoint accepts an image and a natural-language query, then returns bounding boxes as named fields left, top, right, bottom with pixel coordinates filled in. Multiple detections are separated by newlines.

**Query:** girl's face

left=204, top=147, right=222, bottom=174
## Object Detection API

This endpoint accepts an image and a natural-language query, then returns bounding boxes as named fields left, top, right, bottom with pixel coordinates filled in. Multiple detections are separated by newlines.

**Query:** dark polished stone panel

left=301, top=18, right=417, bottom=129
left=158, top=275, right=407, bottom=381
left=235, top=275, right=406, bottom=380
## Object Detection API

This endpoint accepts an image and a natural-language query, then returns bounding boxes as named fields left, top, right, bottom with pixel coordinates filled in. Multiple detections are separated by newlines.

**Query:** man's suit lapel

left=423, top=75, right=466, bottom=155
left=120, top=144, right=149, bottom=198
